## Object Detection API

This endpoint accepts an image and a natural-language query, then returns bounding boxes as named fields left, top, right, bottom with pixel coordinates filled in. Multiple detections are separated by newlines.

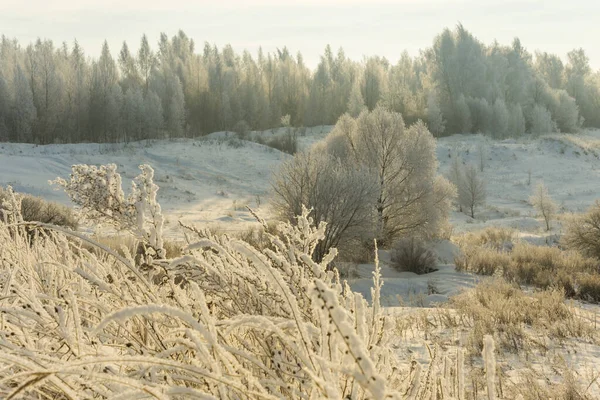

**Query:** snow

left=0, top=126, right=333, bottom=238
left=2, top=128, right=600, bottom=295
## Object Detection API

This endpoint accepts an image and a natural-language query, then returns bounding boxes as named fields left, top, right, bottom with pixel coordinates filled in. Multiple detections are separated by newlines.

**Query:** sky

left=1, top=0, right=599, bottom=69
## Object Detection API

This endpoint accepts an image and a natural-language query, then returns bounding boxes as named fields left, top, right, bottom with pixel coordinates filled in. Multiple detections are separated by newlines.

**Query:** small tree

left=562, top=201, right=600, bottom=259
left=529, top=182, right=557, bottom=231
left=447, top=153, right=464, bottom=212
left=459, top=164, right=486, bottom=218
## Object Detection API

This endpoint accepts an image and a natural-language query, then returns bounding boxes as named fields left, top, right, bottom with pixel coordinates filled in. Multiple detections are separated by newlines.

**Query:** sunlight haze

left=2, top=0, right=599, bottom=68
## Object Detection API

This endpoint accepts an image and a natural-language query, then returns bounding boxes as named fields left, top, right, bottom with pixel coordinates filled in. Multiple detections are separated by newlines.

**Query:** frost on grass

left=1, top=164, right=411, bottom=399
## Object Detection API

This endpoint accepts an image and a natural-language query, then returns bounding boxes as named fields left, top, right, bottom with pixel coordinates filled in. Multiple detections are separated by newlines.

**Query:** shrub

left=577, top=274, right=600, bottom=303
left=0, top=185, right=77, bottom=229
left=562, top=201, right=600, bottom=260
left=233, top=119, right=251, bottom=139
left=390, top=238, right=437, bottom=274
left=266, top=131, right=298, bottom=154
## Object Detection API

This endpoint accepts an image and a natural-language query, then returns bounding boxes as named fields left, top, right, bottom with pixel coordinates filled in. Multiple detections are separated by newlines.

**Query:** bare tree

left=271, top=150, right=376, bottom=262
left=459, top=163, right=486, bottom=218
left=529, top=182, right=557, bottom=231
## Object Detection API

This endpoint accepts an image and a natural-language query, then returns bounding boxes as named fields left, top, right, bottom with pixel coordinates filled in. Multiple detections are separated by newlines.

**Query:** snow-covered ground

left=2, top=128, right=600, bottom=299
left=2, top=127, right=600, bottom=395
left=0, top=127, right=331, bottom=238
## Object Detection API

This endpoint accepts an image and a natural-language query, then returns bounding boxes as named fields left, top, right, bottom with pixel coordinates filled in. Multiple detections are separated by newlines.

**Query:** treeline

left=0, top=24, right=599, bottom=144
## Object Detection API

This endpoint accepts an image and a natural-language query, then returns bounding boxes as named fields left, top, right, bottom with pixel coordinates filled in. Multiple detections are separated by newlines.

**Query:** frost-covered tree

left=123, top=87, right=144, bottom=142
left=426, top=92, right=445, bottom=136
left=89, top=41, right=120, bottom=142
left=324, top=107, right=455, bottom=243
left=11, top=65, right=37, bottom=142
left=508, top=103, right=526, bottom=136
left=447, top=154, right=464, bottom=212
left=347, top=77, right=366, bottom=117
left=144, top=90, right=164, bottom=139
left=455, top=94, right=472, bottom=133
left=529, top=182, right=557, bottom=231
left=137, top=34, right=156, bottom=94
left=119, top=41, right=141, bottom=93
left=467, top=97, right=492, bottom=134
left=530, top=104, right=556, bottom=135
left=534, top=51, right=564, bottom=89
left=459, top=163, right=486, bottom=218
left=491, top=98, right=509, bottom=139
left=553, top=90, right=581, bottom=132
left=362, top=57, right=387, bottom=111
left=0, top=72, right=10, bottom=141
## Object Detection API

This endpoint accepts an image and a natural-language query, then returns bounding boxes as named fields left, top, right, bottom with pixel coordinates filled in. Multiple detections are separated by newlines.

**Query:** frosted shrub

left=562, top=200, right=600, bottom=260
left=53, top=163, right=165, bottom=259
left=0, top=164, right=411, bottom=399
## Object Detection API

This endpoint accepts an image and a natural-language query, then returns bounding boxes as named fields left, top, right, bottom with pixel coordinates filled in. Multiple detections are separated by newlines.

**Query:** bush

left=562, top=201, right=600, bottom=260
left=577, top=274, right=600, bottom=303
left=0, top=185, right=77, bottom=229
left=233, top=119, right=251, bottom=139
left=266, top=131, right=298, bottom=154
left=390, top=238, right=437, bottom=274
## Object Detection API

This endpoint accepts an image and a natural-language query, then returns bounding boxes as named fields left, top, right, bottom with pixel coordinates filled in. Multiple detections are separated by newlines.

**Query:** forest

left=0, top=24, right=599, bottom=144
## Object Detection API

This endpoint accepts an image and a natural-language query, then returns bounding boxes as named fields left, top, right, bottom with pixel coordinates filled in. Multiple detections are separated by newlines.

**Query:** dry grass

left=454, top=226, right=516, bottom=251
left=0, top=186, right=77, bottom=229
left=449, top=280, right=596, bottom=353
left=454, top=228, right=600, bottom=302
left=93, top=232, right=183, bottom=259
left=545, top=134, right=600, bottom=158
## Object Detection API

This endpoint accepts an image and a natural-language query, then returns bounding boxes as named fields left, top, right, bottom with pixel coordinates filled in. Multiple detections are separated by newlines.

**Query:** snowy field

left=2, top=127, right=599, bottom=300
left=2, top=127, right=600, bottom=302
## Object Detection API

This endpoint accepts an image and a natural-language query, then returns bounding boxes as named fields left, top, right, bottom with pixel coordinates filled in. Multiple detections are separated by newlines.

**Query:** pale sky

left=2, top=0, right=599, bottom=69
